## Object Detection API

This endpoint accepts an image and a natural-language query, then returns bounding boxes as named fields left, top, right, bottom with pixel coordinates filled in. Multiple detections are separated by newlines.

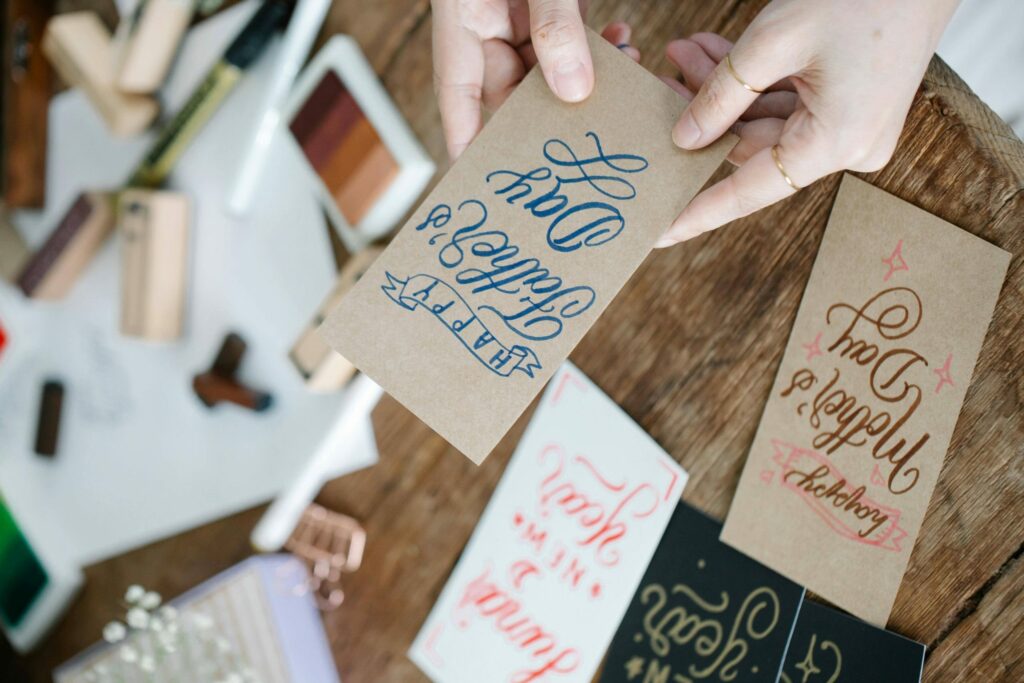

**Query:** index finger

left=432, top=4, right=486, bottom=160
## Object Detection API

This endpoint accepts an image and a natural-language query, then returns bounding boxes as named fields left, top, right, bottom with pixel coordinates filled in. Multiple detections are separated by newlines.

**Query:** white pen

left=227, top=0, right=332, bottom=216
left=250, top=372, right=382, bottom=552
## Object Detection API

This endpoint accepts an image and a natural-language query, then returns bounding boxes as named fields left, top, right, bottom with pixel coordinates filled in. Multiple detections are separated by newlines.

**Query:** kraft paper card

left=721, top=175, right=1011, bottom=626
left=408, top=363, right=687, bottom=683
left=780, top=600, right=925, bottom=683
left=321, top=31, right=732, bottom=463
left=601, top=502, right=804, bottom=683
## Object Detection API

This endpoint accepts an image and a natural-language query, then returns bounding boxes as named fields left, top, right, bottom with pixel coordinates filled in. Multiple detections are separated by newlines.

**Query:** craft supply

left=16, top=192, right=115, bottom=300
left=0, top=209, right=29, bottom=281
left=127, top=0, right=289, bottom=188
left=721, top=175, right=1011, bottom=626
left=118, top=189, right=190, bottom=341
left=2, top=0, right=53, bottom=207
left=41, top=12, right=158, bottom=137
left=409, top=363, right=687, bottom=683
left=53, top=555, right=340, bottom=682
left=192, top=332, right=273, bottom=411
left=601, top=502, right=805, bottom=683
left=116, top=0, right=195, bottom=94
left=290, top=246, right=381, bottom=391
left=283, top=35, right=435, bottom=250
left=321, top=30, right=732, bottom=463
left=284, top=504, right=366, bottom=610
left=251, top=372, right=382, bottom=551
left=0, top=0, right=371, bottom=568
left=781, top=600, right=925, bottom=683
left=0, top=491, right=83, bottom=653
left=227, top=0, right=332, bottom=215
left=34, top=380, right=64, bottom=456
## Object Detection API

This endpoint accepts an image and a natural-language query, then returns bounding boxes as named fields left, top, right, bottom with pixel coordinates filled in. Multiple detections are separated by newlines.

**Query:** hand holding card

left=321, top=30, right=732, bottom=463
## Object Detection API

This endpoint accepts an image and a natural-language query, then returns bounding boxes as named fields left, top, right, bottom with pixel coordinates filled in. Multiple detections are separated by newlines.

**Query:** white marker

left=227, top=0, right=331, bottom=215
left=250, top=373, right=383, bottom=552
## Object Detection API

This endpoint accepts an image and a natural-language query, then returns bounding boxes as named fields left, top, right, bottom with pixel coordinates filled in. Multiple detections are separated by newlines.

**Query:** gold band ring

left=771, top=145, right=801, bottom=191
left=725, top=53, right=764, bottom=94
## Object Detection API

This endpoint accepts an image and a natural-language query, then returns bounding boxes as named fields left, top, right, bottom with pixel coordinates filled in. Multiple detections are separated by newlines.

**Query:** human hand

left=656, top=0, right=961, bottom=247
left=431, top=0, right=640, bottom=160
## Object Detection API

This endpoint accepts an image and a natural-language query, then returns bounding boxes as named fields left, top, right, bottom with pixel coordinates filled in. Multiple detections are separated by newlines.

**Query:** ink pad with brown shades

left=283, top=36, right=434, bottom=252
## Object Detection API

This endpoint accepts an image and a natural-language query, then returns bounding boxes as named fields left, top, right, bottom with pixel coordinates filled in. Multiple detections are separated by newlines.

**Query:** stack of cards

left=407, top=366, right=928, bottom=683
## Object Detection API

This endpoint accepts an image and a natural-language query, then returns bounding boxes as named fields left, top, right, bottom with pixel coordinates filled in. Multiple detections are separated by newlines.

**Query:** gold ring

left=725, top=53, right=764, bottom=94
left=771, top=145, right=801, bottom=191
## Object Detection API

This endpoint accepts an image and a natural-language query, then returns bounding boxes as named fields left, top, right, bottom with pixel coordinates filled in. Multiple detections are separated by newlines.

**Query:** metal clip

left=284, top=504, right=366, bottom=612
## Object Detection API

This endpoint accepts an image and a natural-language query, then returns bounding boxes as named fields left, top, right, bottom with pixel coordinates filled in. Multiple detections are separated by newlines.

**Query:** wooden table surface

left=4, top=1, right=1023, bottom=681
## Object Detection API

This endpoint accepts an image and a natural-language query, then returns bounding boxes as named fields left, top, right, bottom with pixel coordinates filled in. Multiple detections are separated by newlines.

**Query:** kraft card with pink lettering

left=320, top=31, right=732, bottom=463
left=408, top=363, right=687, bottom=683
left=721, top=175, right=1011, bottom=626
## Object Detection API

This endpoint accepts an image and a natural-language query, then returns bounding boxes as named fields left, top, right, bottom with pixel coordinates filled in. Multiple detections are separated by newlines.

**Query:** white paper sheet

left=408, top=363, right=687, bottom=683
left=0, top=1, right=376, bottom=565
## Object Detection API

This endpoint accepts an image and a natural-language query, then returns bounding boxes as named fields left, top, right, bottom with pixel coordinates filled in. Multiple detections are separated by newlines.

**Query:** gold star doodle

left=625, top=656, right=646, bottom=680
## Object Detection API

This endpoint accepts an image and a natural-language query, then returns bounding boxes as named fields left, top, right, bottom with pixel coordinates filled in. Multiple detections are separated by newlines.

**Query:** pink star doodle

left=882, top=239, right=909, bottom=281
left=934, top=354, right=954, bottom=394
left=802, top=332, right=823, bottom=362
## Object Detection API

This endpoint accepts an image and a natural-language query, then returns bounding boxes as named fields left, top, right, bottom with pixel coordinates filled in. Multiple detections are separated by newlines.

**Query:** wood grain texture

left=2, top=1, right=1023, bottom=682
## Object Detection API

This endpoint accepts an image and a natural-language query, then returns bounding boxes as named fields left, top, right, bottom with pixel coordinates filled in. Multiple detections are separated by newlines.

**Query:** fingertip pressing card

left=721, top=175, right=1011, bottom=626
left=780, top=600, right=925, bottom=683
left=320, top=30, right=733, bottom=463
left=600, top=502, right=804, bottom=683
left=408, top=363, right=687, bottom=683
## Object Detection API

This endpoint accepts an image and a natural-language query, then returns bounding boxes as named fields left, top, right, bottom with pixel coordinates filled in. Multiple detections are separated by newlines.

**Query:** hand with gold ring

left=655, top=0, right=962, bottom=247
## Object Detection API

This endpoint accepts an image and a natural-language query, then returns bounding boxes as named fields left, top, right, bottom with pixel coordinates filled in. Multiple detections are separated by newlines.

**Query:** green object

left=0, top=496, right=47, bottom=627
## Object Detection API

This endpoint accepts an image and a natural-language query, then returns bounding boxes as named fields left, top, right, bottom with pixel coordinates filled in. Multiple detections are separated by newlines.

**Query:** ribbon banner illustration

left=768, top=439, right=908, bottom=552
left=382, top=272, right=542, bottom=379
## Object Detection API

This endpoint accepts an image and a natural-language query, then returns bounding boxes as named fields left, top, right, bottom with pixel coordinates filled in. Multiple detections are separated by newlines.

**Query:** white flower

left=102, top=621, right=127, bottom=643
left=191, top=612, right=214, bottom=630
left=159, top=605, right=178, bottom=622
left=139, top=655, right=156, bottom=672
left=124, top=585, right=145, bottom=603
left=150, top=617, right=164, bottom=632
left=140, top=591, right=162, bottom=610
left=120, top=645, right=138, bottom=663
left=126, top=606, right=150, bottom=629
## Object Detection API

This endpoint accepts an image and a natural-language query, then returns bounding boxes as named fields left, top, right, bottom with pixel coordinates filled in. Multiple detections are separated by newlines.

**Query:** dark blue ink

left=485, top=132, right=648, bottom=251
left=382, top=271, right=541, bottom=379
left=543, top=132, right=648, bottom=200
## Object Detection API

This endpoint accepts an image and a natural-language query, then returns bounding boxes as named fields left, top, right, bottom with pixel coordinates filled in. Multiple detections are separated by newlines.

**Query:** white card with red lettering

left=409, top=363, right=687, bottom=683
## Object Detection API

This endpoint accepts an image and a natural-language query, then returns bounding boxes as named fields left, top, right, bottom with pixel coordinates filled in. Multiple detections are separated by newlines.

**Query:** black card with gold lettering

left=600, top=502, right=804, bottom=683
left=780, top=600, right=924, bottom=683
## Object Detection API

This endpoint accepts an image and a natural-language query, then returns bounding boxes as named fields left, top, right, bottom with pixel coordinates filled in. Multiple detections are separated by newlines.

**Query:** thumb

left=528, top=0, right=593, bottom=102
left=673, top=34, right=797, bottom=150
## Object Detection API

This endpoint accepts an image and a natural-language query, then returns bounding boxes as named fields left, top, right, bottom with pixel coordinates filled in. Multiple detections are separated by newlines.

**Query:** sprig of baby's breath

left=82, top=584, right=258, bottom=683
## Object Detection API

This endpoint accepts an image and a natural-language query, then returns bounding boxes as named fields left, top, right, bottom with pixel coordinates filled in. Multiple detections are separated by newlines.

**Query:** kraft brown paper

left=721, top=175, right=1011, bottom=626
left=321, top=30, right=733, bottom=462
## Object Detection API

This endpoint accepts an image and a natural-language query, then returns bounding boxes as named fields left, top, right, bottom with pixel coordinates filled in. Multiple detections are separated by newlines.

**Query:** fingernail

left=654, top=236, right=676, bottom=248
left=553, top=62, right=590, bottom=102
left=673, top=111, right=701, bottom=149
